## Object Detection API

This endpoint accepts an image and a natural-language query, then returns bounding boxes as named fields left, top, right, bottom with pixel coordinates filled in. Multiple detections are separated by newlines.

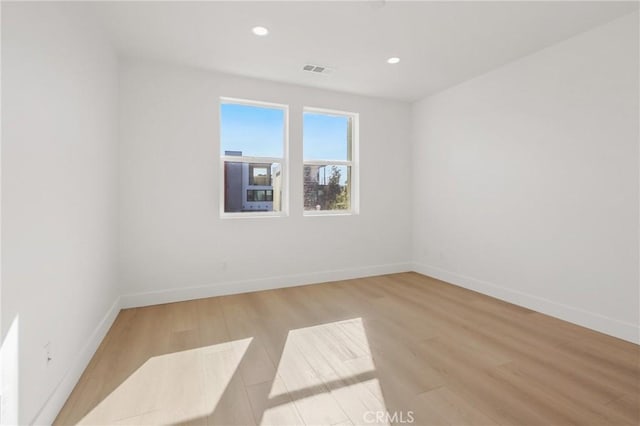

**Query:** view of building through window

left=223, top=152, right=282, bottom=213
left=220, top=101, right=285, bottom=213
left=303, top=110, right=355, bottom=212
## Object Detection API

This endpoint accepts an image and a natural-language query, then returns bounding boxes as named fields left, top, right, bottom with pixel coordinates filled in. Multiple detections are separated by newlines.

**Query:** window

left=303, top=108, right=358, bottom=214
left=220, top=98, right=287, bottom=216
left=247, top=189, right=273, bottom=202
left=249, top=165, right=271, bottom=186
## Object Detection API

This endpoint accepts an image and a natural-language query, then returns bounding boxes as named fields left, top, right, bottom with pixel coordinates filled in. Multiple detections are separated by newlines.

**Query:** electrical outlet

left=44, top=342, right=52, bottom=366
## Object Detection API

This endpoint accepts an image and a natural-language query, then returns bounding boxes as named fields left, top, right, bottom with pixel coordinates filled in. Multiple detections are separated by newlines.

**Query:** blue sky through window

left=303, top=112, right=349, bottom=161
left=220, top=103, right=284, bottom=157
left=220, top=102, right=350, bottom=161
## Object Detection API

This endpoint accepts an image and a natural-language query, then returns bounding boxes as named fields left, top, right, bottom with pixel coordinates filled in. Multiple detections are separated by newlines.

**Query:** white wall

left=412, top=12, right=639, bottom=343
left=1, top=3, right=119, bottom=424
left=118, top=60, right=412, bottom=305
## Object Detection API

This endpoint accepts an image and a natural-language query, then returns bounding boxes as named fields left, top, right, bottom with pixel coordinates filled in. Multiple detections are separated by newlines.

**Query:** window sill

left=220, top=212, right=287, bottom=219
left=303, top=210, right=357, bottom=217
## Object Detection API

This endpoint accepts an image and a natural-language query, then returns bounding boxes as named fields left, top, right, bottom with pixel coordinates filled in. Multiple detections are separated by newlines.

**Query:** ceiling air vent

left=302, top=64, right=333, bottom=75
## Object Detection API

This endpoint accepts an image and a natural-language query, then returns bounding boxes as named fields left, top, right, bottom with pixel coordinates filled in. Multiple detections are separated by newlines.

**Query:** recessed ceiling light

left=387, top=57, right=400, bottom=64
left=252, top=26, right=269, bottom=36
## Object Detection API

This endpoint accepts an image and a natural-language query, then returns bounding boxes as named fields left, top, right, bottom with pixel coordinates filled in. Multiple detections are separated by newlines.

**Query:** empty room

left=1, top=1, right=639, bottom=425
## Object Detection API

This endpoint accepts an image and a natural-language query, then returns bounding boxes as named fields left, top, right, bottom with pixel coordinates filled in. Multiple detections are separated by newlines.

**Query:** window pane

left=249, top=164, right=271, bottom=186
left=303, top=112, right=352, bottom=161
left=221, top=103, right=284, bottom=157
left=224, top=161, right=282, bottom=212
left=303, top=165, right=351, bottom=211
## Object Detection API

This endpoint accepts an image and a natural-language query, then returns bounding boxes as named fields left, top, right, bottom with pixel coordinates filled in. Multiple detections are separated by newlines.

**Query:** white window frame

left=303, top=106, right=359, bottom=216
left=219, top=97, right=289, bottom=218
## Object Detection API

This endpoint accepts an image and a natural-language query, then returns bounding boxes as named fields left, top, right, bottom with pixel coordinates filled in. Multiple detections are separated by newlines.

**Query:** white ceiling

left=91, top=1, right=639, bottom=102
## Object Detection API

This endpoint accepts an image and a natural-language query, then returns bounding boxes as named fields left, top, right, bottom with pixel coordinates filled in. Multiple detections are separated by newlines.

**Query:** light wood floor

left=55, top=272, right=639, bottom=425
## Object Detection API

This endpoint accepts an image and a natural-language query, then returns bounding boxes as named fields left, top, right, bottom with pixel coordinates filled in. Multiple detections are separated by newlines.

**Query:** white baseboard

left=31, top=297, right=122, bottom=426
left=121, top=262, right=413, bottom=308
left=413, top=262, right=640, bottom=345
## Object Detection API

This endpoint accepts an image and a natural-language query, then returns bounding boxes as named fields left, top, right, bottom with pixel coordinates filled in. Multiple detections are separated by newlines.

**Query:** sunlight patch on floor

left=78, top=337, right=252, bottom=425
left=266, top=318, right=389, bottom=426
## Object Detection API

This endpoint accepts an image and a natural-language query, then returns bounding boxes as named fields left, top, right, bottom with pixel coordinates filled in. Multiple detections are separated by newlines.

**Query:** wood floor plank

left=606, top=393, right=640, bottom=425
left=287, top=320, right=387, bottom=426
left=246, top=377, right=305, bottom=426
left=275, top=339, right=350, bottom=425
left=497, top=362, right=634, bottom=425
left=414, top=386, right=498, bottom=426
